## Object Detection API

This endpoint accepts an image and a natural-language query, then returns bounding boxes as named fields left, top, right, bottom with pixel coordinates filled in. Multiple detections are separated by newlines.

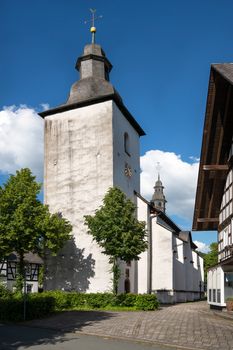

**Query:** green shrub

left=84, top=293, right=115, bottom=308
left=41, top=291, right=159, bottom=311
left=113, top=293, right=137, bottom=307
left=0, top=284, right=12, bottom=298
left=26, top=294, right=55, bottom=319
left=0, top=291, right=159, bottom=321
left=43, top=290, right=70, bottom=310
left=135, top=294, right=159, bottom=310
left=66, top=292, right=86, bottom=308
left=226, top=297, right=233, bottom=301
left=0, top=297, right=23, bottom=321
left=0, top=293, right=55, bottom=321
left=43, top=290, right=87, bottom=310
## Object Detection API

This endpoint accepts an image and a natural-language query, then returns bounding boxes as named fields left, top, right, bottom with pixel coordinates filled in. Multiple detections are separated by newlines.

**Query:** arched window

left=124, top=132, right=130, bottom=155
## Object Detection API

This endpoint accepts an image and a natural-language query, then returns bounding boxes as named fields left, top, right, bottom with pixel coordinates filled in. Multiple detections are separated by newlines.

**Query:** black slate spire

left=66, top=44, right=122, bottom=105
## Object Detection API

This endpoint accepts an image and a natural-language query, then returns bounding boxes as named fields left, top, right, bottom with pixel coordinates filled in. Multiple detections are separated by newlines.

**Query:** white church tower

left=39, top=22, right=145, bottom=292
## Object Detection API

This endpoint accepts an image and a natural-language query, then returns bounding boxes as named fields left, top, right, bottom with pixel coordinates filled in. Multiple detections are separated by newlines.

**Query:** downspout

left=148, top=212, right=161, bottom=294
left=147, top=211, right=152, bottom=293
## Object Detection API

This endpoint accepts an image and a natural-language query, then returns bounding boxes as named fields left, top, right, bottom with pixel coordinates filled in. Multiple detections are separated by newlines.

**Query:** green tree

left=198, top=242, right=218, bottom=281
left=84, top=187, right=147, bottom=294
left=204, top=242, right=218, bottom=273
left=0, top=168, right=72, bottom=291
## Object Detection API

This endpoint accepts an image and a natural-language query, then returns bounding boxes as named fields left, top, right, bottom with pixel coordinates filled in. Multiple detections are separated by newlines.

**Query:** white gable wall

left=151, top=218, right=173, bottom=291
left=112, top=101, right=141, bottom=293
left=112, top=101, right=140, bottom=200
left=184, top=240, right=194, bottom=293
left=173, top=236, right=185, bottom=291
left=44, top=100, right=141, bottom=293
left=44, top=101, right=115, bottom=292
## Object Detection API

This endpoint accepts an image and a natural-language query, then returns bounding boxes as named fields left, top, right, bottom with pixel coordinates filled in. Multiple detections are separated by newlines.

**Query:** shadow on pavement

left=0, top=310, right=115, bottom=349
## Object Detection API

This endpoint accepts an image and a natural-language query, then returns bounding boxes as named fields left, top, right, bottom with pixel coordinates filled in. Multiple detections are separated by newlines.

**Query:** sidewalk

left=24, top=301, right=233, bottom=350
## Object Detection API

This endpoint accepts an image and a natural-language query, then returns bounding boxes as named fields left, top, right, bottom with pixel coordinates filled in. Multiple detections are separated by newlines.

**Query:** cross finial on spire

left=156, top=162, right=161, bottom=180
left=84, top=9, right=103, bottom=44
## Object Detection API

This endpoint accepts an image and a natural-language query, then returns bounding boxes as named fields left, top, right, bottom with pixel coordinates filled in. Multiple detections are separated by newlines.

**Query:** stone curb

left=75, top=331, right=206, bottom=350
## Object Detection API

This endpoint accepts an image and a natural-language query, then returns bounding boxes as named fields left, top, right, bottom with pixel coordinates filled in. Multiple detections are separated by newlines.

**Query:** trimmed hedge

left=0, top=293, right=55, bottom=321
left=0, top=284, right=12, bottom=298
left=0, top=291, right=159, bottom=321
left=135, top=294, right=159, bottom=310
left=43, top=291, right=159, bottom=311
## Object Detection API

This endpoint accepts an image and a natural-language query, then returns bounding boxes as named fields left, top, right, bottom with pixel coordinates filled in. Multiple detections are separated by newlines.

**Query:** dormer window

left=124, top=132, right=130, bottom=156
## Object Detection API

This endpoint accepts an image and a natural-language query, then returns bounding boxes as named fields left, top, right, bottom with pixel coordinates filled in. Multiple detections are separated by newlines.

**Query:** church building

left=137, top=174, right=204, bottom=303
left=39, top=22, right=203, bottom=301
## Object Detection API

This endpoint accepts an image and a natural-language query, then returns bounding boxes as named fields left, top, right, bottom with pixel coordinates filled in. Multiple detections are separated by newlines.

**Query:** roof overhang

left=193, top=64, right=233, bottom=231
left=39, top=93, right=146, bottom=137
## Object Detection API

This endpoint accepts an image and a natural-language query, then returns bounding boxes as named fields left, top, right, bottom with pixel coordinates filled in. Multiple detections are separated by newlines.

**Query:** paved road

left=0, top=324, right=175, bottom=350
left=2, top=301, right=233, bottom=350
left=23, top=301, right=233, bottom=350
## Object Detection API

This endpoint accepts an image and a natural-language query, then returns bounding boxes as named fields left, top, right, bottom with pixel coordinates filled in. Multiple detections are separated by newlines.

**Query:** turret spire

left=151, top=165, right=167, bottom=213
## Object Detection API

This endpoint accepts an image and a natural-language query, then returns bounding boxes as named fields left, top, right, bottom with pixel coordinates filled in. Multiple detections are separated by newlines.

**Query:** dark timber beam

left=203, top=165, right=229, bottom=171
left=197, top=218, right=219, bottom=223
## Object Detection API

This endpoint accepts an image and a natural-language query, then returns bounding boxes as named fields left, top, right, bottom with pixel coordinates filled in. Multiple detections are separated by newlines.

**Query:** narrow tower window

left=124, top=132, right=130, bottom=155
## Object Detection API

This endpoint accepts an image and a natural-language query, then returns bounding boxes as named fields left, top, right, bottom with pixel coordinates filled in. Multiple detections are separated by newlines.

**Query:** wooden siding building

left=193, top=63, right=233, bottom=307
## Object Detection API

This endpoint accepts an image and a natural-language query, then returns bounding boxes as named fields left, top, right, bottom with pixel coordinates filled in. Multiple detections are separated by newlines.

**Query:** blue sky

left=1, top=0, right=231, bottom=250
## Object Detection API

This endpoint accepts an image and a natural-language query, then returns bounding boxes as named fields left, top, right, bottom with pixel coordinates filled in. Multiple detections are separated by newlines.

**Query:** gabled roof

left=192, top=64, right=233, bottom=231
left=39, top=94, right=145, bottom=136
left=179, top=231, right=197, bottom=250
left=7, top=252, right=43, bottom=264
left=134, top=191, right=180, bottom=231
left=135, top=192, right=198, bottom=250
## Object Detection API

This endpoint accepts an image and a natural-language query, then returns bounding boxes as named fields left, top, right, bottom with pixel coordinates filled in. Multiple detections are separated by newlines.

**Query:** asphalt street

left=0, top=324, right=177, bottom=350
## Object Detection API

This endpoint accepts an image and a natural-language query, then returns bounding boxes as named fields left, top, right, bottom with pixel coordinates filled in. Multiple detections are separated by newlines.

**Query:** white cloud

left=189, top=156, right=200, bottom=162
left=140, top=150, right=199, bottom=222
left=40, top=103, right=50, bottom=111
left=194, top=240, right=210, bottom=253
left=0, top=109, right=199, bottom=225
left=0, top=105, right=44, bottom=180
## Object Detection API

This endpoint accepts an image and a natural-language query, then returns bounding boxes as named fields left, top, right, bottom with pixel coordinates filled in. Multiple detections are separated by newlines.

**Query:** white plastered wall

left=44, top=100, right=141, bottom=293
left=207, top=266, right=225, bottom=306
left=112, top=101, right=141, bottom=293
left=112, top=102, right=140, bottom=200
left=44, top=101, right=114, bottom=292
left=151, top=218, right=173, bottom=291
left=173, top=236, right=185, bottom=291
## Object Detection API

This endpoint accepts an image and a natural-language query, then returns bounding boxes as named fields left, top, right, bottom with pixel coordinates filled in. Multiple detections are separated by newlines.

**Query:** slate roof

left=7, top=252, right=43, bottom=264
left=39, top=43, right=145, bottom=137
left=179, top=231, right=197, bottom=250
left=135, top=192, right=198, bottom=250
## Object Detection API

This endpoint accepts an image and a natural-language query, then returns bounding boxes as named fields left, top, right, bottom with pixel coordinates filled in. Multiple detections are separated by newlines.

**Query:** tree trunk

left=16, top=252, right=25, bottom=292
left=112, top=258, right=121, bottom=295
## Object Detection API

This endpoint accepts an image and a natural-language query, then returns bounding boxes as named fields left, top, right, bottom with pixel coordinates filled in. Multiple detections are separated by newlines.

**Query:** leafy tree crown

left=84, top=187, right=147, bottom=262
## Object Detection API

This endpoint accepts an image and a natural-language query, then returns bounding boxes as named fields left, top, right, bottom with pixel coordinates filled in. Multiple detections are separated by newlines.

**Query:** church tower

left=39, top=20, right=145, bottom=292
left=151, top=173, right=167, bottom=213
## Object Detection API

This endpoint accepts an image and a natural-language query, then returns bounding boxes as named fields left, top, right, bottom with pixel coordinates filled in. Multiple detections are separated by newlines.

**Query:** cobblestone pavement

left=24, top=301, right=233, bottom=350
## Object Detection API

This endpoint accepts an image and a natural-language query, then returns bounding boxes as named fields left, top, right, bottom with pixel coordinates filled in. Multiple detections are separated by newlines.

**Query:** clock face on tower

left=124, top=163, right=132, bottom=177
